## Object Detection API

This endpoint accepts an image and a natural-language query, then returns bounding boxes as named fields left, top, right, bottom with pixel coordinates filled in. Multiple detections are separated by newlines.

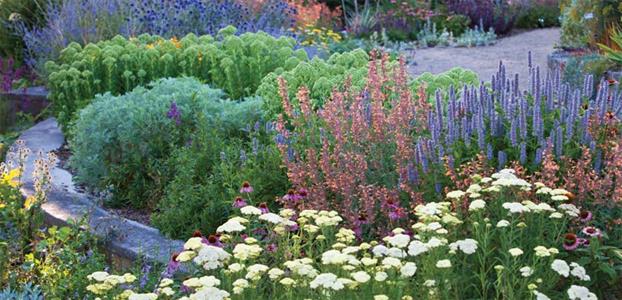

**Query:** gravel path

left=408, top=28, right=560, bottom=87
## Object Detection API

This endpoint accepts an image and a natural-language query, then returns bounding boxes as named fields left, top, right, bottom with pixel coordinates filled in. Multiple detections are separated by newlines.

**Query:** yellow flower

left=23, top=196, right=37, bottom=210
left=170, top=36, right=182, bottom=49
left=176, top=250, right=196, bottom=262
left=123, top=273, right=137, bottom=283
left=184, top=237, right=203, bottom=250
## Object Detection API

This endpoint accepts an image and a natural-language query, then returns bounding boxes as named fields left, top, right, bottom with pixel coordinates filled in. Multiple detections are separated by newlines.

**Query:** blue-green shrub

left=69, top=77, right=264, bottom=208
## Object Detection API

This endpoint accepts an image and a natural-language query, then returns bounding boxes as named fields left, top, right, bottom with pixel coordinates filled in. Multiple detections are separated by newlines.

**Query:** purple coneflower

left=258, top=202, right=269, bottom=214
left=579, top=210, right=592, bottom=223
left=577, top=238, right=589, bottom=247
left=581, top=226, right=602, bottom=238
left=266, top=243, right=278, bottom=253
left=239, top=181, right=253, bottom=193
left=563, top=233, right=579, bottom=251
left=233, top=196, right=247, bottom=208
left=206, top=234, right=223, bottom=247
left=164, top=252, right=180, bottom=277
left=282, top=189, right=302, bottom=202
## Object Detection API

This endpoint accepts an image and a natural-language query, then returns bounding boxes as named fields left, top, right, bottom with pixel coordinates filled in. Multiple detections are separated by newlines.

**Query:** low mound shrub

left=259, top=51, right=479, bottom=120
left=86, top=170, right=606, bottom=299
left=152, top=121, right=288, bottom=239
left=45, top=26, right=308, bottom=132
left=69, top=77, right=265, bottom=209
left=257, top=49, right=370, bottom=119
left=411, top=67, right=480, bottom=101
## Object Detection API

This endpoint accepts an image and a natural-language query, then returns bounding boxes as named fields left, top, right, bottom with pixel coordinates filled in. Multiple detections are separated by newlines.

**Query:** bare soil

left=407, top=28, right=561, bottom=88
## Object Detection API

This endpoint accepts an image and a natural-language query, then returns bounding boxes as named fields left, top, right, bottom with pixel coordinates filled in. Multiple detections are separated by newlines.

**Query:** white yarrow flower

left=240, top=205, right=262, bottom=215
left=567, top=285, right=597, bottom=300
left=387, top=234, right=410, bottom=248
left=400, top=262, right=417, bottom=277
left=551, top=259, right=570, bottom=277
left=508, top=248, right=524, bottom=257
left=216, top=219, right=246, bottom=233
left=520, top=266, right=534, bottom=277
left=436, top=259, right=452, bottom=268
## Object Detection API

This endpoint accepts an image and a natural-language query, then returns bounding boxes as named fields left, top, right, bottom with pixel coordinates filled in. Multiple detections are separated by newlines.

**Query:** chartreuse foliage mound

left=45, top=26, right=307, bottom=132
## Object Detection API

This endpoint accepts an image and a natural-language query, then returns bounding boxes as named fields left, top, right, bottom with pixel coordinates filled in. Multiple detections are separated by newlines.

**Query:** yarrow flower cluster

left=84, top=169, right=600, bottom=299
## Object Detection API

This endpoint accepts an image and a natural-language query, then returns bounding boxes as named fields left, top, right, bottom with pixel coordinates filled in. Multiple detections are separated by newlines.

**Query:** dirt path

left=408, top=28, right=560, bottom=87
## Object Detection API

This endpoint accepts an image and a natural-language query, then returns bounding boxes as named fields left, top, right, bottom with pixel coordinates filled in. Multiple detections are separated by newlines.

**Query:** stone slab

left=7, top=118, right=184, bottom=265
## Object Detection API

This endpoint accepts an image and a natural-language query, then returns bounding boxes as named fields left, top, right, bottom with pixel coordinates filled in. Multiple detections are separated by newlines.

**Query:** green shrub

left=259, top=54, right=479, bottom=119
left=411, top=67, right=480, bottom=101
left=257, top=49, right=369, bottom=119
left=45, top=26, right=307, bottom=132
left=152, top=120, right=288, bottom=238
left=69, top=77, right=265, bottom=209
left=515, top=4, right=560, bottom=29
left=599, top=26, right=622, bottom=66
left=562, top=53, right=613, bottom=88
left=433, top=14, right=471, bottom=36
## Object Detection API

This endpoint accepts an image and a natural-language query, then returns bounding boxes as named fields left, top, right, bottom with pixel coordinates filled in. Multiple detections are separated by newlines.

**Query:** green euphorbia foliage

left=411, top=67, right=480, bottom=102
left=257, top=49, right=370, bottom=120
left=45, top=26, right=308, bottom=133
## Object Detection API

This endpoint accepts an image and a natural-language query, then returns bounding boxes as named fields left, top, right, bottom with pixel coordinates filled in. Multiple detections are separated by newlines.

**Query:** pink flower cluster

left=275, top=52, right=434, bottom=235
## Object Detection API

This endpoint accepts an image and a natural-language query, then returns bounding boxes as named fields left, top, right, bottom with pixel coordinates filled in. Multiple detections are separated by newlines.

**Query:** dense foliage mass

left=2, top=1, right=622, bottom=298
left=45, top=26, right=306, bottom=132
left=12, top=0, right=297, bottom=73
left=258, top=49, right=370, bottom=119
left=70, top=77, right=265, bottom=209
left=152, top=120, right=288, bottom=238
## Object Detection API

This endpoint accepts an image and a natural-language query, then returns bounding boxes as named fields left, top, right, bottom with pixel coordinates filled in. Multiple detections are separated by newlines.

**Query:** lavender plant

left=13, top=0, right=127, bottom=73
left=419, top=53, right=621, bottom=182
left=124, top=0, right=296, bottom=38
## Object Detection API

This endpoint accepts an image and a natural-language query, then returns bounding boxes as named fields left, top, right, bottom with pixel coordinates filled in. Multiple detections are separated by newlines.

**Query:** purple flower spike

left=166, top=101, right=181, bottom=125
